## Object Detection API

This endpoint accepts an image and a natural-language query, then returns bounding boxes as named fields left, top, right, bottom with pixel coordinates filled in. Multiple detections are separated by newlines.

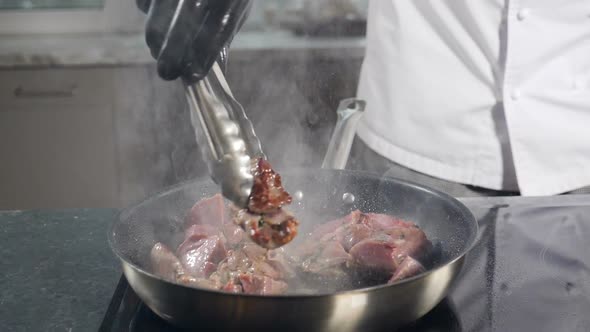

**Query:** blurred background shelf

left=0, top=0, right=368, bottom=210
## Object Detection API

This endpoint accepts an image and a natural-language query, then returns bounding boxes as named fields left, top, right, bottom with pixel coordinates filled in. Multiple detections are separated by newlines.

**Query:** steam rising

left=225, top=53, right=336, bottom=171
left=119, top=0, right=374, bottom=294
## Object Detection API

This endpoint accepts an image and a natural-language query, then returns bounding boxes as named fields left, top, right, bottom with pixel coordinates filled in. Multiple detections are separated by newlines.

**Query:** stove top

left=99, top=202, right=590, bottom=332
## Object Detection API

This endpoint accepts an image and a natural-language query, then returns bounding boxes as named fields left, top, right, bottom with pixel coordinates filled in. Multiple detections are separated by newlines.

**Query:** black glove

left=136, top=0, right=252, bottom=81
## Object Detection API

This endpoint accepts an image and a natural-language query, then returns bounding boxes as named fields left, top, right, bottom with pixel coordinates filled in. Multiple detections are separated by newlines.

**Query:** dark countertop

left=2, top=194, right=590, bottom=332
left=0, top=209, right=121, bottom=332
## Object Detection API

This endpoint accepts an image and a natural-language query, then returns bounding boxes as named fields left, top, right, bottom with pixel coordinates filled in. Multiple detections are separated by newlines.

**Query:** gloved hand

left=136, top=0, right=252, bottom=81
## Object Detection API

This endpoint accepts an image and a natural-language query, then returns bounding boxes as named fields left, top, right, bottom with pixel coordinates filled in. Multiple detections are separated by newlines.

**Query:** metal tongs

left=184, top=62, right=264, bottom=209
left=184, top=61, right=366, bottom=209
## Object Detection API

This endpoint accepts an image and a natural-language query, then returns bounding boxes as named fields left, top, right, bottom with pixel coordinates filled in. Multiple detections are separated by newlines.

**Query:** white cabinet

left=0, top=68, right=119, bottom=209
left=0, top=66, right=200, bottom=210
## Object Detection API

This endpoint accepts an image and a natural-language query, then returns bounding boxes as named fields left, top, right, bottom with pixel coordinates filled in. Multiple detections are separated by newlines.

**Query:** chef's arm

left=136, top=0, right=252, bottom=81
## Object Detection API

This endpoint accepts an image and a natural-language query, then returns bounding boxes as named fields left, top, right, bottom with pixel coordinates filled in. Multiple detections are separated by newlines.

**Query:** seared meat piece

left=222, top=281, right=243, bottom=293
left=233, top=208, right=299, bottom=249
left=224, top=158, right=301, bottom=250
left=185, top=174, right=299, bottom=250
left=185, top=159, right=300, bottom=250
left=248, top=158, right=292, bottom=214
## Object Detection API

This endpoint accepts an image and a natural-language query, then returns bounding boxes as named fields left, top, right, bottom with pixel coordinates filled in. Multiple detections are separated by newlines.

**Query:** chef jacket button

left=510, top=89, right=521, bottom=101
left=517, top=8, right=530, bottom=21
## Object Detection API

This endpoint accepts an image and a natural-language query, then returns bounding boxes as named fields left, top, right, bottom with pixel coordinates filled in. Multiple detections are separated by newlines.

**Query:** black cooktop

left=99, top=202, right=590, bottom=332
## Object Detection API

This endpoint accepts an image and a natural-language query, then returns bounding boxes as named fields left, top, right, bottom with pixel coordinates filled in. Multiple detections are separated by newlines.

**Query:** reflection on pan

left=100, top=276, right=462, bottom=332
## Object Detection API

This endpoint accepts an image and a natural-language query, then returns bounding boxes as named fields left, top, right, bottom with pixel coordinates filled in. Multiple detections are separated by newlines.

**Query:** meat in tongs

left=233, top=158, right=298, bottom=249
left=184, top=62, right=299, bottom=249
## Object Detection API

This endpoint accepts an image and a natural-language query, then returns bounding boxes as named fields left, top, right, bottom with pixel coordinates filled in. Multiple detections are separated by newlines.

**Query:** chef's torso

left=356, top=0, right=590, bottom=196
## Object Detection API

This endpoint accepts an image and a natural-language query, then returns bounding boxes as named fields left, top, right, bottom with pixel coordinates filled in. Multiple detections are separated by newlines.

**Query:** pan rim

left=108, top=168, right=478, bottom=299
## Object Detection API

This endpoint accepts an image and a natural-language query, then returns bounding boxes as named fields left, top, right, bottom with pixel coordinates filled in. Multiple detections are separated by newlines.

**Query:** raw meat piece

left=149, top=195, right=433, bottom=295
left=301, top=240, right=350, bottom=276
left=222, top=223, right=245, bottom=247
left=242, top=242, right=268, bottom=260
left=177, top=275, right=219, bottom=289
left=295, top=210, right=366, bottom=257
left=251, top=260, right=282, bottom=279
left=340, top=223, right=373, bottom=252
left=389, top=256, right=426, bottom=283
left=364, top=213, right=414, bottom=231
left=382, top=226, right=432, bottom=262
left=347, top=225, right=432, bottom=275
left=150, top=242, right=185, bottom=281
left=186, top=194, right=227, bottom=227
left=177, top=236, right=227, bottom=278
left=238, top=273, right=288, bottom=295
left=225, top=249, right=251, bottom=271
left=308, top=210, right=363, bottom=242
left=150, top=195, right=296, bottom=295
left=183, top=224, right=218, bottom=242
left=226, top=243, right=283, bottom=279
left=294, top=210, right=432, bottom=285
left=151, top=242, right=226, bottom=289
left=348, top=237, right=399, bottom=273
left=266, top=249, right=296, bottom=279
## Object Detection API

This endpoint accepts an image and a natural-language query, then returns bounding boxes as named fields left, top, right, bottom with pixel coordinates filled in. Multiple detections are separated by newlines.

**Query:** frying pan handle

left=321, top=98, right=366, bottom=170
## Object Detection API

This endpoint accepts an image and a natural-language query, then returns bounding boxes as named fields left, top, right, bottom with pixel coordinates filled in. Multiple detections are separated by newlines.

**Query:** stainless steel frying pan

left=108, top=101, right=478, bottom=332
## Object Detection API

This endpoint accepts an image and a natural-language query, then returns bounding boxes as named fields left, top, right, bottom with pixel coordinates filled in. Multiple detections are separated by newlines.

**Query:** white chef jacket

left=356, top=0, right=590, bottom=196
